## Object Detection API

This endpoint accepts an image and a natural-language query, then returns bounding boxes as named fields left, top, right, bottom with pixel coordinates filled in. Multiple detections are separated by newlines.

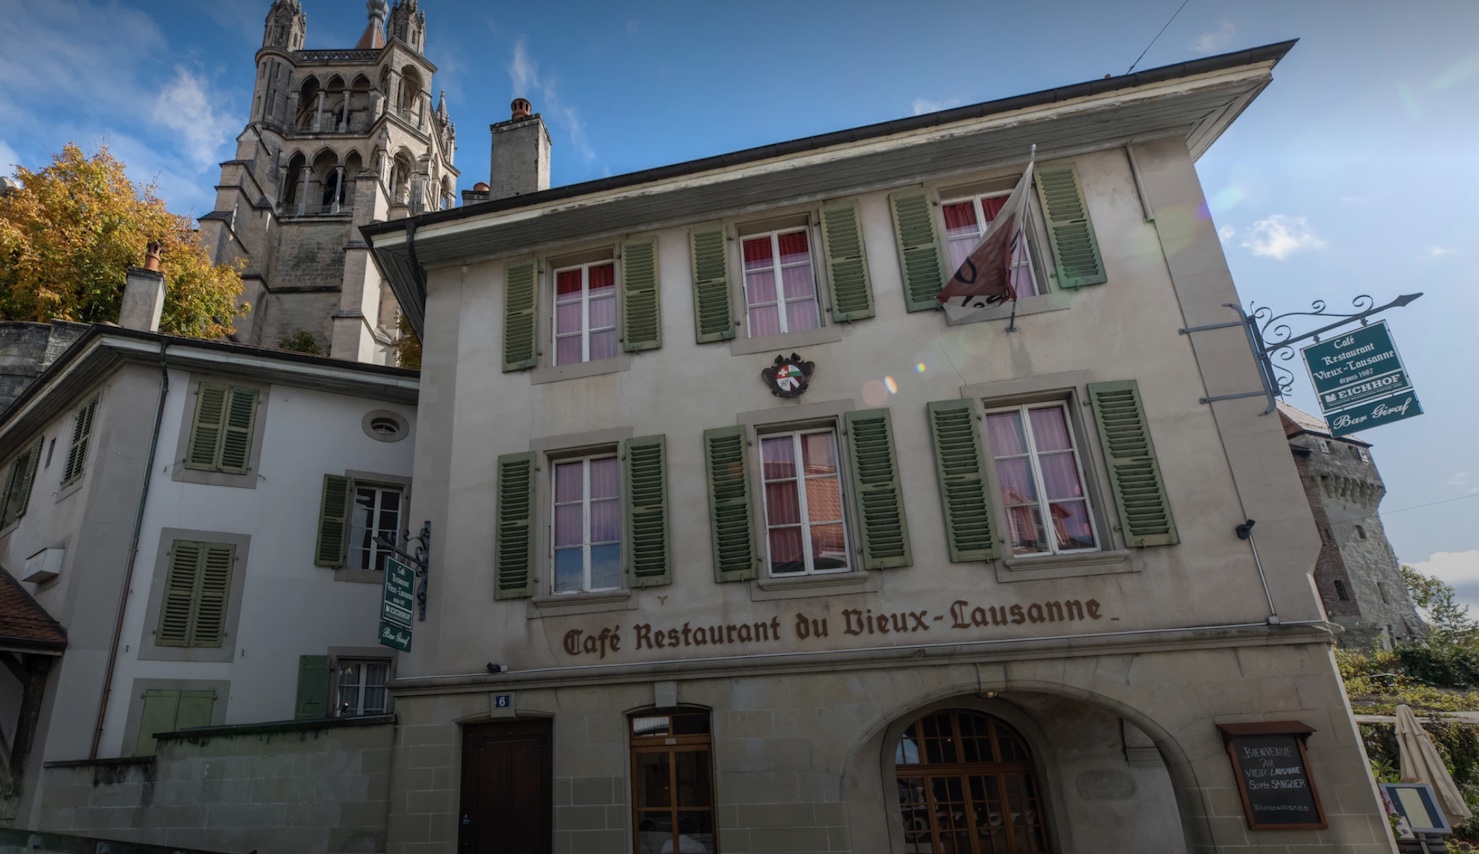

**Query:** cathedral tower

left=198, top=0, right=458, bottom=364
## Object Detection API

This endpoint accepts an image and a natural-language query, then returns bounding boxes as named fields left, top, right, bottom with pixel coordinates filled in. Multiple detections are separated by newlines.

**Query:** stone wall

left=0, top=826, right=228, bottom=853
left=35, top=717, right=392, bottom=854
left=0, top=323, right=87, bottom=414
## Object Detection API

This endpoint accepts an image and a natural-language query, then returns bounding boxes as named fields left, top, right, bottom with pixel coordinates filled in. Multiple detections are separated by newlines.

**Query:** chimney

left=120, top=242, right=166, bottom=333
left=488, top=98, right=551, bottom=201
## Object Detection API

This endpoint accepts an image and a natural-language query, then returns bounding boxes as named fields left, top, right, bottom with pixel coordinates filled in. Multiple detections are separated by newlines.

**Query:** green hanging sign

left=1301, top=321, right=1411, bottom=416
left=1327, top=391, right=1423, bottom=438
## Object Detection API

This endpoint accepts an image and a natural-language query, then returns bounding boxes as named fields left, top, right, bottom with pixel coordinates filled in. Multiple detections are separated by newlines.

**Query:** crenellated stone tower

left=198, top=0, right=458, bottom=364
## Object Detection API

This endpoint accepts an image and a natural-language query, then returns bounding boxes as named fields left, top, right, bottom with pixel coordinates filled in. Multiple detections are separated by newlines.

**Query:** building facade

left=0, top=311, right=418, bottom=829
left=1279, top=402, right=1423, bottom=649
left=368, top=43, right=1393, bottom=854
left=199, top=0, right=458, bottom=365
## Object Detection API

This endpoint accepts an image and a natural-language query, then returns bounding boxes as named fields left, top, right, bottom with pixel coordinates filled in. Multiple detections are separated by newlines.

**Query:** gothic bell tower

left=198, top=0, right=459, bottom=365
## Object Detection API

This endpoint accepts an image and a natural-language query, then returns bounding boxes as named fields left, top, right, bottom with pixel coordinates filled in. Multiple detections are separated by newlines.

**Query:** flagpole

left=1006, top=144, right=1035, bottom=333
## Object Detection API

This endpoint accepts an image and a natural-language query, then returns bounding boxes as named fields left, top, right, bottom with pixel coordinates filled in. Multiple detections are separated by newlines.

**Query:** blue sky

left=2, top=0, right=1477, bottom=609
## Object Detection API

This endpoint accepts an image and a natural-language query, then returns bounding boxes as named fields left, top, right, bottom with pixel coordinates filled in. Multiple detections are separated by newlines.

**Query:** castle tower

left=197, top=0, right=458, bottom=364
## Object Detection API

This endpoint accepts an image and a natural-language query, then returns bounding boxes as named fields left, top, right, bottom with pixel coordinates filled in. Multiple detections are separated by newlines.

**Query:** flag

left=936, top=160, right=1035, bottom=314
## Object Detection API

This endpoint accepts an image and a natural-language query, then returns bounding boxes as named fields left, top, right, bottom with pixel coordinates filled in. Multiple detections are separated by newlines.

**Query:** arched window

left=895, top=710, right=1050, bottom=853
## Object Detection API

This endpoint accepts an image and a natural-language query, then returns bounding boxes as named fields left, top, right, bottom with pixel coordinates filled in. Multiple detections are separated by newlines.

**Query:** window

left=0, top=436, right=43, bottom=528
left=1356, top=525, right=1367, bottom=540
left=758, top=429, right=850, bottom=576
left=1356, top=447, right=1369, bottom=462
left=553, top=260, right=618, bottom=365
left=941, top=193, right=1039, bottom=298
left=1334, top=579, right=1350, bottom=601
left=631, top=711, right=716, bottom=854
left=1317, top=438, right=1331, bottom=454
left=553, top=455, right=621, bottom=593
left=1377, top=581, right=1389, bottom=604
left=134, top=688, right=215, bottom=756
left=316, top=475, right=409, bottom=572
left=335, top=659, right=390, bottom=717
left=185, top=383, right=259, bottom=474
left=351, top=484, right=403, bottom=572
left=61, top=396, right=98, bottom=486
left=984, top=403, right=1097, bottom=556
left=741, top=228, right=821, bottom=337
left=894, top=710, right=1050, bottom=853
left=157, top=540, right=235, bottom=648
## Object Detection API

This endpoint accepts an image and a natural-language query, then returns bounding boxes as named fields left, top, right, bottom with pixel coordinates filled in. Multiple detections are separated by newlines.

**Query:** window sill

left=997, top=549, right=1135, bottom=583
left=752, top=569, right=879, bottom=601
left=530, top=354, right=631, bottom=385
left=528, top=589, right=632, bottom=618
left=944, top=291, right=1069, bottom=327
left=334, top=568, right=383, bottom=584
left=54, top=477, right=85, bottom=504
left=730, top=323, right=844, bottom=357
left=170, top=465, right=259, bottom=490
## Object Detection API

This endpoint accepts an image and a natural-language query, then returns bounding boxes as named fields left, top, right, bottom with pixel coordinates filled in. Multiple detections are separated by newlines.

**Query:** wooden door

left=459, top=719, right=552, bottom=854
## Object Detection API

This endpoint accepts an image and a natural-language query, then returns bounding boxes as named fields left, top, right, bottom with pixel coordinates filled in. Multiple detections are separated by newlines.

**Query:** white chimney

left=120, top=242, right=166, bottom=333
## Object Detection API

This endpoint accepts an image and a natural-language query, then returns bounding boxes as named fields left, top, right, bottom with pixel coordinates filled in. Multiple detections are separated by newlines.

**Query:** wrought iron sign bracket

left=1178, top=293, right=1422, bottom=416
left=376, top=520, right=431, bottom=621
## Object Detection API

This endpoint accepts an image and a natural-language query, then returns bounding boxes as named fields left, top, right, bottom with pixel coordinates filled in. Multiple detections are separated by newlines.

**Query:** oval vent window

left=362, top=410, right=409, bottom=443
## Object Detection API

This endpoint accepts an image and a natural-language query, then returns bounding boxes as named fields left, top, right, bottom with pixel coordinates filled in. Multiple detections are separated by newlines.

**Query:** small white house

left=0, top=321, right=418, bottom=828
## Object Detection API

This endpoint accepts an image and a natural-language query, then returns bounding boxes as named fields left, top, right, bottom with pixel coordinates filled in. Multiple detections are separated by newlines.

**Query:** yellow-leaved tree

left=0, top=143, right=245, bottom=338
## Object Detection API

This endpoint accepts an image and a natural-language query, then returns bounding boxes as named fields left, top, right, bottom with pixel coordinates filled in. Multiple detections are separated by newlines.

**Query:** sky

left=1, top=0, right=1476, bottom=611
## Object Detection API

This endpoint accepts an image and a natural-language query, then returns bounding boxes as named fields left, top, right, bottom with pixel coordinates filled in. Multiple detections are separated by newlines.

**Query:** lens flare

left=862, top=379, right=888, bottom=406
left=915, top=362, right=927, bottom=374
left=884, top=376, right=898, bottom=394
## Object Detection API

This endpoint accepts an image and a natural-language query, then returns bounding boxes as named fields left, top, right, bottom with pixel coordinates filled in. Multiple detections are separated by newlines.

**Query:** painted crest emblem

left=761, top=353, right=815, bottom=399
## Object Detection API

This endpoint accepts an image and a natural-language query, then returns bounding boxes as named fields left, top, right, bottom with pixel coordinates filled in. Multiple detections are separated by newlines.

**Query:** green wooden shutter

left=218, top=387, right=258, bottom=474
left=495, top=452, right=536, bottom=599
left=820, top=200, right=874, bottom=322
left=623, top=435, right=670, bottom=588
left=158, top=541, right=201, bottom=647
left=0, top=454, right=18, bottom=528
left=62, top=397, right=97, bottom=484
left=621, top=238, right=662, bottom=352
left=175, top=690, right=216, bottom=730
left=927, top=400, right=998, bottom=562
left=315, top=475, right=351, bottom=568
left=12, top=436, right=43, bottom=520
left=295, top=655, right=331, bottom=720
left=190, top=544, right=235, bottom=647
left=503, top=259, right=538, bottom=371
left=135, top=690, right=180, bottom=755
left=704, top=426, right=755, bottom=582
left=1035, top=163, right=1106, bottom=288
left=1087, top=380, right=1179, bottom=547
left=890, top=189, right=947, bottom=311
left=689, top=225, right=734, bottom=343
left=844, top=410, right=911, bottom=569
left=186, top=384, right=228, bottom=470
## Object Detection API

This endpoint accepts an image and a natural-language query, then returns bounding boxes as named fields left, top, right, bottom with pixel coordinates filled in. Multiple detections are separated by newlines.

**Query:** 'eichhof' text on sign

left=1301, top=321, right=1411, bottom=416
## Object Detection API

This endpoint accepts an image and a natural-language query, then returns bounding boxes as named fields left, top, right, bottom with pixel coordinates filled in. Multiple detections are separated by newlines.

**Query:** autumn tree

left=0, top=143, right=244, bottom=338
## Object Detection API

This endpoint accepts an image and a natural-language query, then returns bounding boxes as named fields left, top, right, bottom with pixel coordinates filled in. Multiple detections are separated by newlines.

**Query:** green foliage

left=1401, top=644, right=1479, bottom=689
left=396, top=312, right=421, bottom=370
left=0, top=143, right=245, bottom=338
left=278, top=330, right=322, bottom=355
left=1404, top=564, right=1477, bottom=641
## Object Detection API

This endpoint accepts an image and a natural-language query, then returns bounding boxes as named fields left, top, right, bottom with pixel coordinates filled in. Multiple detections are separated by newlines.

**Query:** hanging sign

left=1327, top=390, right=1423, bottom=438
left=379, top=557, right=415, bottom=651
left=1217, top=722, right=1326, bottom=830
left=1300, top=321, right=1412, bottom=416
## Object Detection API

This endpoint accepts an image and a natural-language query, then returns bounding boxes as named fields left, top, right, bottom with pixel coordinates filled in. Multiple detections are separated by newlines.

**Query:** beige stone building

left=200, top=0, right=457, bottom=364
left=366, top=42, right=1394, bottom=854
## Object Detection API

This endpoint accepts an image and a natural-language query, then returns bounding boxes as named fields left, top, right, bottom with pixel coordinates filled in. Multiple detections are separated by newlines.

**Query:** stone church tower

left=198, top=0, right=458, bottom=364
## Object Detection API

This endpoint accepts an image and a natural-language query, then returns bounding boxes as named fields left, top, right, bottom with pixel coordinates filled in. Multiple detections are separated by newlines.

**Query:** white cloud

left=1190, top=21, right=1237, bottom=55
left=911, top=97, right=962, bottom=116
left=1451, top=472, right=1470, bottom=487
left=1425, top=245, right=1452, bottom=258
left=152, top=67, right=233, bottom=171
left=1409, top=550, right=1479, bottom=587
left=1241, top=215, right=1326, bottom=260
left=0, top=138, right=19, bottom=175
left=1217, top=224, right=1236, bottom=242
left=1340, top=195, right=1369, bottom=205
left=508, top=38, right=595, bottom=164
left=626, top=20, right=639, bottom=35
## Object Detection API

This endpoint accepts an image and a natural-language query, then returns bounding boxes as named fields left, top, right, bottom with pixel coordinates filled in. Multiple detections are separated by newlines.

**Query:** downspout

left=89, top=343, right=170, bottom=759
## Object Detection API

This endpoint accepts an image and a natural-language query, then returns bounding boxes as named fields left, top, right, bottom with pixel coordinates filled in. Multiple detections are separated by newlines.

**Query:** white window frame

left=350, top=483, right=403, bottom=572
left=335, top=658, right=391, bottom=717
left=757, top=427, right=851, bottom=577
left=1317, top=438, right=1331, bottom=453
left=982, top=401, right=1101, bottom=558
left=939, top=191, right=1041, bottom=299
left=551, top=454, right=622, bottom=595
left=740, top=227, right=821, bottom=338
left=552, top=259, right=618, bottom=366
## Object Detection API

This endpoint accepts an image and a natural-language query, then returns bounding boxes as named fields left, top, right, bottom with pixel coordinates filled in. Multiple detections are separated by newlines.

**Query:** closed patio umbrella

left=1395, top=704, right=1474, bottom=827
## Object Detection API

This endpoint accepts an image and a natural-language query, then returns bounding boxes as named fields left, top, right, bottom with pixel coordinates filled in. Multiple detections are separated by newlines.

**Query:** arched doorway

left=894, top=710, right=1050, bottom=853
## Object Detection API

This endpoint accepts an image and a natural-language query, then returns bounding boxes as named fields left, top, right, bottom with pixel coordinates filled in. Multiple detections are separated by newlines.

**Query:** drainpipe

left=90, top=342, right=170, bottom=758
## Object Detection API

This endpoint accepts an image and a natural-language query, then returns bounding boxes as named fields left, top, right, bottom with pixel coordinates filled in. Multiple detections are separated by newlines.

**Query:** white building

left=0, top=267, right=418, bottom=828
